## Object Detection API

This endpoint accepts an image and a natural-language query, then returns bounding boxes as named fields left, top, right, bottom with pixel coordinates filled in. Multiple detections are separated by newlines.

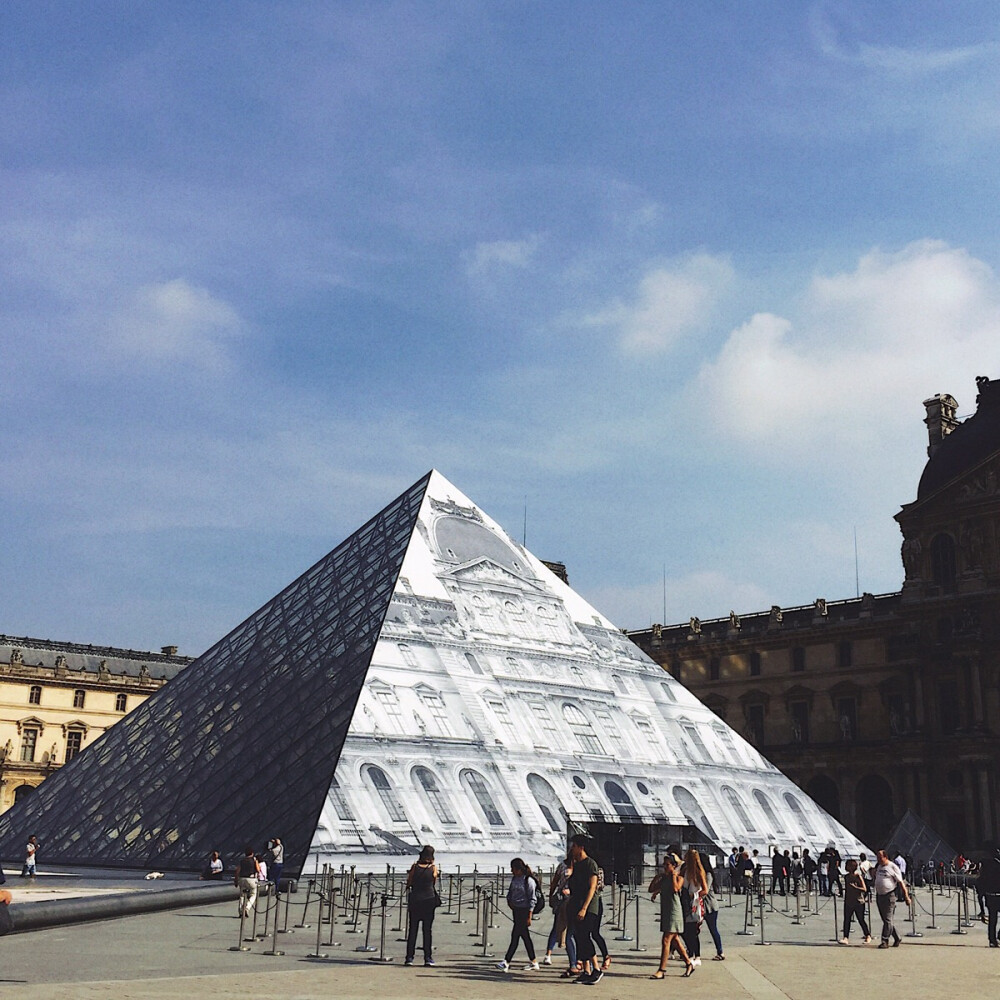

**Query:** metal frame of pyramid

left=0, top=473, right=431, bottom=877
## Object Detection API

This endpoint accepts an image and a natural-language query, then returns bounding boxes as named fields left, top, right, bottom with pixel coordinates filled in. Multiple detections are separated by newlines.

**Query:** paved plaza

left=1, top=875, right=999, bottom=999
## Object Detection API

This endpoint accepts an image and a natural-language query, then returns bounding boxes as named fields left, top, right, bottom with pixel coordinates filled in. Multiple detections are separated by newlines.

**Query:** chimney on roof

left=161, top=645, right=178, bottom=656
left=923, top=393, right=959, bottom=458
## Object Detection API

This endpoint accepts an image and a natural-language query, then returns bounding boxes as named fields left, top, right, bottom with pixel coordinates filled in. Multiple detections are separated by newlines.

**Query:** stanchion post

left=755, top=894, right=771, bottom=946
left=453, top=877, right=466, bottom=924
left=927, top=885, right=938, bottom=929
left=829, top=893, right=839, bottom=942
left=230, top=905, right=252, bottom=952
left=470, top=885, right=482, bottom=937
left=792, top=887, right=803, bottom=925
left=369, top=893, right=394, bottom=963
left=615, top=889, right=633, bottom=941
left=264, top=889, right=286, bottom=956
left=906, top=894, right=923, bottom=938
left=736, top=891, right=753, bottom=935
left=629, top=886, right=645, bottom=951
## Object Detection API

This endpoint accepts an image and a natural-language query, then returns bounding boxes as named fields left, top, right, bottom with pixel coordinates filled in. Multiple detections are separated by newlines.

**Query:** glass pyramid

left=0, top=470, right=869, bottom=877
left=0, top=472, right=430, bottom=876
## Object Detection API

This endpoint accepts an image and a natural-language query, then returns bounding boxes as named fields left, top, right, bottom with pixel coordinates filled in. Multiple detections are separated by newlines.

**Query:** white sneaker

left=839, top=938, right=849, bottom=945
left=542, top=955, right=552, bottom=965
left=495, top=961, right=510, bottom=972
left=524, top=961, right=540, bottom=971
left=693, top=957, right=702, bottom=966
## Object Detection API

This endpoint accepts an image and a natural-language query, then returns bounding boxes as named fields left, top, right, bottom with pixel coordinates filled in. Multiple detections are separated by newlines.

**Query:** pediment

left=445, top=558, right=543, bottom=592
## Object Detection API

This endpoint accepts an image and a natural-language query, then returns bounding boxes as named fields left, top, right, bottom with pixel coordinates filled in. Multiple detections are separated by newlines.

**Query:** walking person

left=976, top=845, right=1000, bottom=947
left=592, top=861, right=611, bottom=973
left=544, top=856, right=579, bottom=974
left=234, top=845, right=261, bottom=917
left=405, top=845, right=439, bottom=967
left=269, top=838, right=284, bottom=895
left=648, top=853, right=694, bottom=978
left=681, top=848, right=708, bottom=966
left=567, top=834, right=603, bottom=984
left=701, top=857, right=725, bottom=961
left=840, top=859, right=872, bottom=944
left=496, top=858, right=539, bottom=972
left=23, top=835, right=38, bottom=878
left=874, top=849, right=910, bottom=948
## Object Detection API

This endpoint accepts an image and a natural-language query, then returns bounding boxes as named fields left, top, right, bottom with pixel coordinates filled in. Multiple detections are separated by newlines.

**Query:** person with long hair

left=497, top=857, right=540, bottom=972
left=405, top=845, right=439, bottom=967
left=545, top=856, right=580, bottom=975
left=648, top=854, right=694, bottom=978
left=840, top=858, right=872, bottom=945
left=680, top=848, right=708, bottom=967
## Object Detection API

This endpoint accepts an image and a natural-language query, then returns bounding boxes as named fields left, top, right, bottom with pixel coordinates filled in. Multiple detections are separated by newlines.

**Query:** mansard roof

left=917, top=375, right=1000, bottom=501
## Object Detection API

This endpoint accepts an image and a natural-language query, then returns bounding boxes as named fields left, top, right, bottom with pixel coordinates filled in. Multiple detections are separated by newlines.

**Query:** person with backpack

left=802, top=849, right=818, bottom=893
left=496, top=858, right=541, bottom=972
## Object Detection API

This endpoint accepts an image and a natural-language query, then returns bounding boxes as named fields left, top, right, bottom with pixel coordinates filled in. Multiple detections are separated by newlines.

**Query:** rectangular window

left=709, top=657, right=720, bottom=681
left=20, top=728, right=38, bottom=762
left=749, top=652, right=761, bottom=677
left=115, top=693, right=128, bottom=713
left=746, top=704, right=764, bottom=744
left=420, top=693, right=454, bottom=737
left=528, top=702, right=558, bottom=746
left=681, top=722, right=709, bottom=761
left=838, top=640, right=853, bottom=668
left=487, top=699, right=518, bottom=740
left=791, top=647, right=806, bottom=672
left=73, top=689, right=86, bottom=709
left=374, top=689, right=406, bottom=734
left=65, top=729, right=84, bottom=761
left=594, top=710, right=626, bottom=752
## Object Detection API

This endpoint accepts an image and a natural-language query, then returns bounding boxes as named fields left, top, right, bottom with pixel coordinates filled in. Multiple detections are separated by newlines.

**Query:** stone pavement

left=2, top=882, right=999, bottom=999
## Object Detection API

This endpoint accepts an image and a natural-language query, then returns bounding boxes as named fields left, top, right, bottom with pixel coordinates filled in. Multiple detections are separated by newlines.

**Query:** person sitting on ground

left=200, top=851, right=225, bottom=880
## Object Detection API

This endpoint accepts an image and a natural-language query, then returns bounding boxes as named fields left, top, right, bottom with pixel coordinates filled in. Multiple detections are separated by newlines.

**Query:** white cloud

left=812, top=11, right=996, bottom=78
left=467, top=236, right=541, bottom=275
left=692, top=240, right=1000, bottom=455
left=110, top=279, right=243, bottom=368
left=585, top=253, right=733, bottom=355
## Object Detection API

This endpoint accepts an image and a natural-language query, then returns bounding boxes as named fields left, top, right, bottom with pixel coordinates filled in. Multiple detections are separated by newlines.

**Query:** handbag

left=433, top=889, right=443, bottom=908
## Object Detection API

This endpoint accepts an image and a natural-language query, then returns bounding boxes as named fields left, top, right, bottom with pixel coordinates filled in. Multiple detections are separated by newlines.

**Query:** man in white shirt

left=893, top=853, right=907, bottom=876
left=875, top=850, right=910, bottom=948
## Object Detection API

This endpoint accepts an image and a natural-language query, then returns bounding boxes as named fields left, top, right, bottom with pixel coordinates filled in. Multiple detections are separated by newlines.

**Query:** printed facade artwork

left=0, top=471, right=868, bottom=877
left=309, top=472, right=868, bottom=863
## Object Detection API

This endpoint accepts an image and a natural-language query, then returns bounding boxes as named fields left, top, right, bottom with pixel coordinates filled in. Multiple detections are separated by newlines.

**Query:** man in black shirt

left=978, top=846, right=1000, bottom=947
left=567, top=835, right=602, bottom=984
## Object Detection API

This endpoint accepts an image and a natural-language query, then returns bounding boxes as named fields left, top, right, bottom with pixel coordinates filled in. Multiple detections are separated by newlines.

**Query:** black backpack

left=529, top=876, right=545, bottom=915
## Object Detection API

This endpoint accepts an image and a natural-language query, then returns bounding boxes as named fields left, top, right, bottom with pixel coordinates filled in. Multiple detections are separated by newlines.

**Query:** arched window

left=414, top=767, right=457, bottom=824
left=604, top=780, right=639, bottom=818
left=328, top=775, right=356, bottom=821
left=365, top=765, right=407, bottom=823
left=722, top=786, right=756, bottom=832
left=12, top=784, right=35, bottom=804
left=461, top=769, right=505, bottom=826
left=562, top=703, right=606, bottom=755
left=398, top=643, right=418, bottom=667
left=672, top=786, right=719, bottom=840
left=28, top=686, right=41, bottom=706
left=73, top=689, right=86, bottom=709
left=752, top=789, right=786, bottom=834
left=660, top=682, right=677, bottom=704
left=931, top=533, right=957, bottom=592
left=527, top=773, right=567, bottom=833
left=783, top=791, right=817, bottom=836
left=464, top=652, right=484, bottom=674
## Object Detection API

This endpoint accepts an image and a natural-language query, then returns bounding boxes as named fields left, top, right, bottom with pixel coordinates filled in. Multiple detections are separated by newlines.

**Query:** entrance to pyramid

left=569, top=816, right=720, bottom=885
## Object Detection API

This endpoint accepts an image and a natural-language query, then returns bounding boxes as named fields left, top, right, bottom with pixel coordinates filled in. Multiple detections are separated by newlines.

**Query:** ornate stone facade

left=630, top=376, right=1000, bottom=852
left=0, top=637, right=190, bottom=812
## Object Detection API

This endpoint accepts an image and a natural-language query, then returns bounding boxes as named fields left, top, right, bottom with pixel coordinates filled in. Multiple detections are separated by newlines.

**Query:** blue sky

left=3, top=1, right=1000, bottom=654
